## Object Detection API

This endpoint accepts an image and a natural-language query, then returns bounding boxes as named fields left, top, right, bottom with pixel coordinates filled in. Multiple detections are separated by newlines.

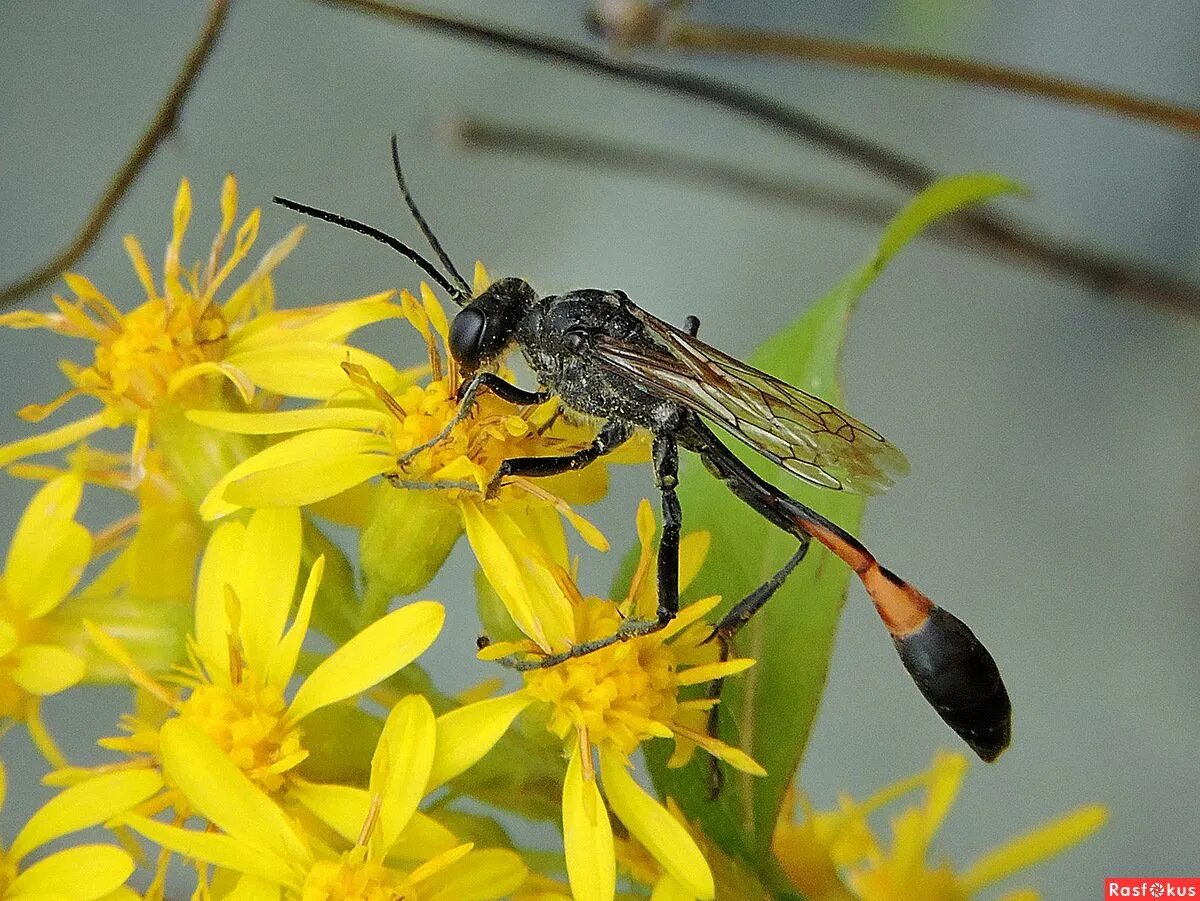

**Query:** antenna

left=389, top=134, right=472, bottom=297
left=272, top=196, right=468, bottom=306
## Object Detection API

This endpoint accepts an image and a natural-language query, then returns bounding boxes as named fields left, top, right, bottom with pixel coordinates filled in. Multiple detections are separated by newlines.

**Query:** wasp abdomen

left=892, top=605, right=1012, bottom=762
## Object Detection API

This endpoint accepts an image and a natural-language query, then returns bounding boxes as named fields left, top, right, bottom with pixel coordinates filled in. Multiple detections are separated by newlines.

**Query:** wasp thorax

left=448, top=277, right=536, bottom=370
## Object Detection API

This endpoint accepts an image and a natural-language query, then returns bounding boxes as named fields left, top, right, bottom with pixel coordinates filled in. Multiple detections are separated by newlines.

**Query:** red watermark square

left=1106, top=878, right=1200, bottom=897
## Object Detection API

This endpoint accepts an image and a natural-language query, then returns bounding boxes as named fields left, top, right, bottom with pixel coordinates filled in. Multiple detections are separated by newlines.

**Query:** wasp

left=274, top=137, right=1011, bottom=763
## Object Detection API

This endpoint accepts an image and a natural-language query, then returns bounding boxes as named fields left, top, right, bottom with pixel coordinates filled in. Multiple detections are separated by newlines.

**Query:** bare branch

left=454, top=117, right=1200, bottom=309
left=319, top=0, right=1199, bottom=314
left=589, top=4, right=1200, bottom=136
left=0, top=0, right=233, bottom=310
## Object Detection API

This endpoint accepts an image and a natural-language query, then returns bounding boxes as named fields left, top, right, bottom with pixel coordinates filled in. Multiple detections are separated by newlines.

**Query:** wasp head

left=448, top=277, right=536, bottom=372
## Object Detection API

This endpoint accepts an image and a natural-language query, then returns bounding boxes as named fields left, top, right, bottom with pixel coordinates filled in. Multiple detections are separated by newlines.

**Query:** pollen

left=87, top=298, right=227, bottom=411
left=301, top=849, right=415, bottom=901
left=176, top=679, right=304, bottom=794
left=523, top=600, right=680, bottom=757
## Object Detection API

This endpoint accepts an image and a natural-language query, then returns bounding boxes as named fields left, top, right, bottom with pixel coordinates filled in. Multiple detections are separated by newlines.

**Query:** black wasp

left=274, top=137, right=1012, bottom=763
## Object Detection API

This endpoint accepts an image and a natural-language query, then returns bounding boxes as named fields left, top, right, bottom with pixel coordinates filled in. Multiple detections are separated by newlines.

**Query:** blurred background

left=1, top=1, right=1198, bottom=897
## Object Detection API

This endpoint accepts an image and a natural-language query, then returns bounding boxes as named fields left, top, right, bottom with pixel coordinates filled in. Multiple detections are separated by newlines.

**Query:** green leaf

left=642, top=174, right=1023, bottom=868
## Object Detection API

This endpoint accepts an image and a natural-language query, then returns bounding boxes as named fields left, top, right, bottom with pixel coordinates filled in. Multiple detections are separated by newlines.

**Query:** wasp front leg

left=485, top=419, right=633, bottom=498
left=398, top=371, right=550, bottom=466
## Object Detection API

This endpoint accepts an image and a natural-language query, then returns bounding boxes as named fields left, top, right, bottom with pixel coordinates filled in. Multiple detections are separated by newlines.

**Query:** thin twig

left=454, top=116, right=900, bottom=222
left=590, top=4, right=1200, bottom=136
left=453, top=116, right=1200, bottom=308
left=0, top=0, right=232, bottom=310
left=671, top=24, right=1200, bottom=136
left=318, top=0, right=1198, bottom=315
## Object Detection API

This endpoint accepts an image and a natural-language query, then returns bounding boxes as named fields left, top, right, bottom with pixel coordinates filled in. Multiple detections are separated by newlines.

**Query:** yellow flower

left=121, top=700, right=528, bottom=901
left=772, top=751, right=1108, bottom=901
left=15, top=446, right=201, bottom=683
left=0, top=175, right=406, bottom=499
left=0, top=474, right=95, bottom=765
left=191, top=265, right=641, bottom=602
left=420, top=500, right=764, bottom=901
left=0, top=758, right=140, bottom=899
left=51, top=505, right=444, bottom=890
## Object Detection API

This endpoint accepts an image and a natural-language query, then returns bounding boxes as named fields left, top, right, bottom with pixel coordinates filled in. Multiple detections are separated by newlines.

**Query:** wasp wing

left=594, top=309, right=909, bottom=494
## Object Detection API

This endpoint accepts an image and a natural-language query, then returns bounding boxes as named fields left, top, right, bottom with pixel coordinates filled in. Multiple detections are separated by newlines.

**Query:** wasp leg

left=683, top=418, right=1011, bottom=762
left=701, top=538, right=810, bottom=797
left=397, top=372, right=550, bottom=466
left=494, top=431, right=681, bottom=671
left=487, top=420, right=633, bottom=496
left=651, top=431, right=682, bottom=626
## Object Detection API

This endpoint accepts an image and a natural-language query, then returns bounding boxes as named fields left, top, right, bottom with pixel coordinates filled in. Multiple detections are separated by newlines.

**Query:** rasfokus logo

left=1106, top=878, right=1200, bottom=897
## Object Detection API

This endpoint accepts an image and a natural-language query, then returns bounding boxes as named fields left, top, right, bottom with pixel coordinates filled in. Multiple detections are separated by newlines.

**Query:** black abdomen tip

left=893, top=606, right=1012, bottom=762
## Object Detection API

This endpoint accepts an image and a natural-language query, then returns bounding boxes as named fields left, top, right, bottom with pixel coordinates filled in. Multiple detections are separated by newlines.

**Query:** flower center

left=177, top=680, right=303, bottom=794
left=386, top=376, right=539, bottom=489
left=301, top=852, right=415, bottom=901
left=523, top=601, right=680, bottom=756
left=91, top=298, right=226, bottom=410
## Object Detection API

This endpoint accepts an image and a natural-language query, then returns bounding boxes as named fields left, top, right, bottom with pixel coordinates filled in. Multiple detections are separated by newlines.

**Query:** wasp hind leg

left=700, top=538, right=811, bottom=798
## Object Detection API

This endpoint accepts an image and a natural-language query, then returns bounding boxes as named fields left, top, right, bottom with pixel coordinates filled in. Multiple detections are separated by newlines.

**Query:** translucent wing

left=595, top=308, right=909, bottom=494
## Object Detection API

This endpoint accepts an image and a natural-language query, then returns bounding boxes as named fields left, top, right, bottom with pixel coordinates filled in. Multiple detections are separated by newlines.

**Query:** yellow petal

left=168, top=361, right=255, bottom=405
left=287, top=600, right=444, bottom=723
left=995, top=891, right=1040, bottom=901
left=421, top=848, right=529, bottom=901
left=6, top=845, right=133, bottom=901
left=5, top=475, right=90, bottom=618
left=194, top=519, right=246, bottom=679
left=225, top=342, right=405, bottom=399
left=188, top=406, right=389, bottom=434
left=659, top=595, right=723, bottom=642
left=472, top=262, right=491, bottom=295
left=426, top=692, right=533, bottom=791
left=236, top=507, right=301, bottom=674
left=222, top=452, right=395, bottom=511
left=563, top=740, right=615, bottom=901
left=123, top=234, right=158, bottom=299
left=922, top=751, right=969, bottom=837
left=677, top=530, right=711, bottom=594
left=0, top=410, right=109, bottom=468
left=674, top=658, right=756, bottom=687
left=119, top=814, right=295, bottom=887
left=0, top=758, right=7, bottom=810
left=371, top=695, right=437, bottom=856
left=10, top=769, right=163, bottom=861
left=290, top=779, right=459, bottom=860
left=222, top=225, right=305, bottom=322
left=158, top=719, right=309, bottom=865
left=231, top=291, right=398, bottom=350
left=11, top=646, right=85, bottom=696
left=289, top=780, right=371, bottom=844
left=599, top=749, right=713, bottom=899
left=651, top=874, right=698, bottom=901
left=959, top=804, right=1107, bottom=893
left=266, top=555, right=323, bottom=688
left=420, top=283, right=450, bottom=342
left=391, top=812, right=462, bottom=861
left=225, top=874, right=284, bottom=901
left=199, top=428, right=391, bottom=520
left=669, top=724, right=766, bottom=777
left=462, top=501, right=575, bottom=651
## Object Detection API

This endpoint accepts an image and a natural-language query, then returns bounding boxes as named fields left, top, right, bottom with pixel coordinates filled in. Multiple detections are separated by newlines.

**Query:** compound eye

left=449, top=307, right=486, bottom=368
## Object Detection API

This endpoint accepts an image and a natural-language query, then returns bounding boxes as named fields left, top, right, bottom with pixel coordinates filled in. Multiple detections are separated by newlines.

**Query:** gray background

left=2, top=1, right=1199, bottom=897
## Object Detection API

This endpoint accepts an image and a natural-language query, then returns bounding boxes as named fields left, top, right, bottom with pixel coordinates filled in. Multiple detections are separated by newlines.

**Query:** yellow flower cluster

left=0, top=176, right=1105, bottom=900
